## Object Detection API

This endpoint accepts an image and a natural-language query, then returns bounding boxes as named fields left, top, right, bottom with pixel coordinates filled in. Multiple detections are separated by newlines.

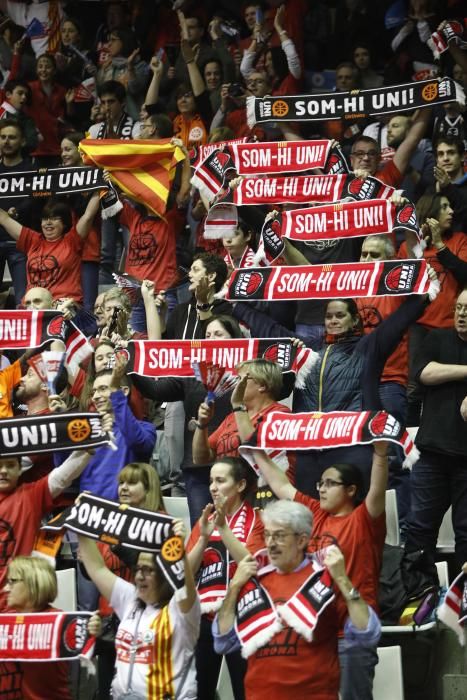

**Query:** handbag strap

left=126, top=606, right=145, bottom=693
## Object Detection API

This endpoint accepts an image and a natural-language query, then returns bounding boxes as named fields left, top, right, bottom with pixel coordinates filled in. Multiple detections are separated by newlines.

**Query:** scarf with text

left=190, top=137, right=248, bottom=169
left=0, top=611, right=95, bottom=662
left=0, top=166, right=105, bottom=200
left=255, top=199, right=420, bottom=265
left=203, top=173, right=395, bottom=239
left=192, top=141, right=349, bottom=205
left=247, top=77, right=464, bottom=127
left=222, top=259, right=435, bottom=303
left=428, top=21, right=467, bottom=60
left=239, top=409, right=419, bottom=468
left=198, top=502, right=256, bottom=613
left=235, top=559, right=335, bottom=658
left=64, top=320, right=94, bottom=371
left=125, top=338, right=318, bottom=389
left=224, top=245, right=258, bottom=270
left=437, top=571, right=467, bottom=646
left=0, top=310, right=65, bottom=350
left=80, top=138, right=185, bottom=217
left=45, top=492, right=185, bottom=591
left=0, top=412, right=109, bottom=457
left=95, top=111, right=134, bottom=140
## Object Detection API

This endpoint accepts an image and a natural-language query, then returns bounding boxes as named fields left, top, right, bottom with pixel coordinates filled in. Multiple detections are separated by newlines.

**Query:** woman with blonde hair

left=3, top=556, right=73, bottom=699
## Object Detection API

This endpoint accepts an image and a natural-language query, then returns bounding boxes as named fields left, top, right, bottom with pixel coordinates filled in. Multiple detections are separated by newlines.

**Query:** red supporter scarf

left=222, top=259, right=433, bottom=302
left=198, top=502, right=256, bottom=613
left=224, top=246, right=258, bottom=269
left=428, top=21, right=467, bottom=59
left=246, top=78, right=464, bottom=127
left=438, top=571, right=467, bottom=646
left=0, top=611, right=95, bottom=661
left=239, top=409, right=419, bottom=468
left=191, top=140, right=346, bottom=205
left=255, top=200, right=421, bottom=265
left=235, top=559, right=335, bottom=658
left=125, top=338, right=318, bottom=389
left=0, top=310, right=66, bottom=350
left=190, top=138, right=248, bottom=170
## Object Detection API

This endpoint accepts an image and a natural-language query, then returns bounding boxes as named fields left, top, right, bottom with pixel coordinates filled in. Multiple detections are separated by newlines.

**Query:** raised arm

left=76, top=191, right=100, bottom=239
left=77, top=533, right=117, bottom=602
left=0, top=208, right=23, bottom=240
left=178, top=11, right=205, bottom=97
left=364, top=442, right=389, bottom=519
left=393, top=108, right=431, bottom=176
left=145, top=55, right=164, bottom=107
left=48, top=449, right=93, bottom=499
left=192, top=401, right=216, bottom=464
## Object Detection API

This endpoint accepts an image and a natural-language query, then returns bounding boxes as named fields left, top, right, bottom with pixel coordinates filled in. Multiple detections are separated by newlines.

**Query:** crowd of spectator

left=0, top=0, right=466, bottom=698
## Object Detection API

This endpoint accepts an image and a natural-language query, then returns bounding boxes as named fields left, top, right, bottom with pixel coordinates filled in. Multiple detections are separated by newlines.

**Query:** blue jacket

left=79, top=390, right=156, bottom=499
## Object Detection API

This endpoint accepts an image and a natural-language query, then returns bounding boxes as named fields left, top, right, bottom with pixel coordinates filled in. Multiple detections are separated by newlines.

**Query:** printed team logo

left=396, top=203, right=417, bottom=228
left=368, top=412, right=401, bottom=439
left=271, top=100, right=289, bottom=118
left=67, top=418, right=91, bottom=443
left=384, top=262, right=416, bottom=292
left=62, top=616, right=88, bottom=654
left=233, top=270, right=265, bottom=298
left=347, top=176, right=377, bottom=201
left=209, top=150, right=232, bottom=179
left=264, top=220, right=284, bottom=257
left=160, top=535, right=184, bottom=563
left=47, top=316, right=66, bottom=339
left=262, top=342, right=292, bottom=370
left=325, top=151, right=347, bottom=175
left=421, top=82, right=439, bottom=102
left=189, top=126, right=204, bottom=142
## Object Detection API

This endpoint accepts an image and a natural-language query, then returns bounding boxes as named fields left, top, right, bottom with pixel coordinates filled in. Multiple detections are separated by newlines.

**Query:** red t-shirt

left=376, top=159, right=403, bottom=188
left=244, top=564, right=340, bottom=700
left=0, top=477, right=54, bottom=611
left=25, top=81, right=67, bottom=157
left=17, top=226, right=84, bottom=302
left=119, top=199, right=179, bottom=290
left=356, top=295, right=408, bottom=386
left=294, top=493, right=386, bottom=624
left=399, top=232, right=467, bottom=328
left=208, top=402, right=289, bottom=459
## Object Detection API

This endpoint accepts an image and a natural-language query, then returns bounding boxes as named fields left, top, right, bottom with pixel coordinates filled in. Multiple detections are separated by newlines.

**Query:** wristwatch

left=345, top=587, right=361, bottom=601
left=233, top=405, right=248, bottom=413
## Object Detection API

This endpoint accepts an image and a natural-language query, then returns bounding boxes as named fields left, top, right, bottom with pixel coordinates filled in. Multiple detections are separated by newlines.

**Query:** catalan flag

left=79, top=139, right=186, bottom=217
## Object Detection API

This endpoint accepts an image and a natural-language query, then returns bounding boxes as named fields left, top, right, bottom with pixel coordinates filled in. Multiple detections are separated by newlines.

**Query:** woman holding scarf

left=78, top=517, right=199, bottom=700
left=186, top=456, right=261, bottom=700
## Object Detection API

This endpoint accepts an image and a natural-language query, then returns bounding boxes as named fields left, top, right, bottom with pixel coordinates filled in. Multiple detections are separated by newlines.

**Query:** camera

left=228, top=83, right=244, bottom=98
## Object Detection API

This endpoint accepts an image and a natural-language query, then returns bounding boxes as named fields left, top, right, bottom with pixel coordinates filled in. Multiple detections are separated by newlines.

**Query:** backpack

left=378, top=544, right=439, bottom=625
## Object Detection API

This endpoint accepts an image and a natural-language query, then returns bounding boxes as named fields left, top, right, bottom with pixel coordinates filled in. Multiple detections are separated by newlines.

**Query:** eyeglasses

left=177, top=92, right=193, bottom=99
left=134, top=565, right=156, bottom=577
left=263, top=530, right=296, bottom=544
left=6, top=578, right=23, bottom=585
left=351, top=150, right=379, bottom=159
left=247, top=79, right=265, bottom=87
left=316, top=479, right=345, bottom=490
left=455, top=304, right=467, bottom=314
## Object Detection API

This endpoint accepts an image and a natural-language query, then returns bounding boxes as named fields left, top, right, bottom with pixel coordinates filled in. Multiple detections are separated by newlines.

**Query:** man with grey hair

left=213, top=500, right=380, bottom=699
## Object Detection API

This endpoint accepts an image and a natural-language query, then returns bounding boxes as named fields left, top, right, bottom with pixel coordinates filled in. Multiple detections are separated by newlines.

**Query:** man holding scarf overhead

left=213, top=500, right=381, bottom=700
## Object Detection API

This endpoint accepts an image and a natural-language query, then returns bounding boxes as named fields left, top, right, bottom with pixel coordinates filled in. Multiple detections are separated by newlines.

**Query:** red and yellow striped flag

left=79, top=139, right=186, bottom=217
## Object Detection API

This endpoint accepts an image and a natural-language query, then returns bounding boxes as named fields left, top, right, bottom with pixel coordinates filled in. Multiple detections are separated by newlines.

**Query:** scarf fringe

left=428, top=278, right=440, bottom=302
left=240, top=618, right=283, bottom=659
left=437, top=601, right=465, bottom=646
left=295, top=349, right=320, bottom=388
left=246, top=95, right=255, bottom=129
left=402, top=444, right=420, bottom=470
left=200, top=599, right=223, bottom=614
left=277, top=604, right=315, bottom=642
left=101, top=197, right=123, bottom=220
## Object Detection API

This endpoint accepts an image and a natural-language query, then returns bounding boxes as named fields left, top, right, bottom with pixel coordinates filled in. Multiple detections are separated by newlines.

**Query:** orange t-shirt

left=399, top=232, right=467, bottom=328
left=356, top=295, right=408, bottom=386
left=0, top=360, right=22, bottom=417
left=17, top=226, right=84, bottom=303
left=244, top=564, right=340, bottom=700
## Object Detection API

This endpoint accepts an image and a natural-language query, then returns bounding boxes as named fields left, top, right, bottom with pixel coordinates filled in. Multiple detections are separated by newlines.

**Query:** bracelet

left=232, top=405, right=248, bottom=413
left=194, top=420, right=208, bottom=429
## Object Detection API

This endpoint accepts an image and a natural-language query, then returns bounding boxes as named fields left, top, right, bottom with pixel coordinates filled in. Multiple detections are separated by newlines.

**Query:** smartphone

left=255, top=7, right=264, bottom=24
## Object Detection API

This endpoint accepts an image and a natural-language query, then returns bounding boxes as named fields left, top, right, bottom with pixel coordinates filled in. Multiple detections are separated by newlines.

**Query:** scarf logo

left=46, top=316, right=66, bottom=339
left=211, top=151, right=231, bottom=176
left=348, top=178, right=377, bottom=200
left=271, top=100, right=289, bottom=118
left=262, top=342, right=292, bottom=368
left=396, top=204, right=416, bottom=226
left=238, top=579, right=264, bottom=614
left=63, top=616, right=88, bottom=653
left=384, top=263, right=416, bottom=292
left=421, top=83, right=439, bottom=102
left=233, top=271, right=265, bottom=298
left=326, top=153, right=341, bottom=174
left=264, top=221, right=284, bottom=252
left=368, top=412, right=401, bottom=438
